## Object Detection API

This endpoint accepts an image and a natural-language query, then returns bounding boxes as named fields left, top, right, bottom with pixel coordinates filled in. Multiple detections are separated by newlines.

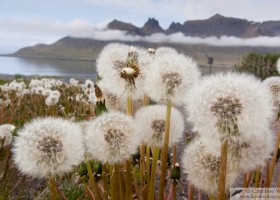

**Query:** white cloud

left=1, top=17, right=280, bottom=54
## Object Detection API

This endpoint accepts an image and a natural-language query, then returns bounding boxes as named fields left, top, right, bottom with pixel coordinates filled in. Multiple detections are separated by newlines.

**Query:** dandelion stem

left=86, top=161, right=102, bottom=200
left=133, top=166, right=141, bottom=200
left=102, top=164, right=108, bottom=200
left=159, top=101, right=172, bottom=200
left=49, top=177, right=57, bottom=200
left=188, top=183, right=194, bottom=200
left=110, top=165, right=115, bottom=200
left=217, top=139, right=228, bottom=200
left=269, top=128, right=280, bottom=186
left=126, top=95, right=133, bottom=116
left=140, top=144, right=145, bottom=198
left=172, top=145, right=177, bottom=200
left=146, top=145, right=151, bottom=197
left=148, top=147, right=160, bottom=200
left=255, top=167, right=261, bottom=188
left=209, top=193, right=215, bottom=200
left=266, top=161, right=270, bottom=187
left=125, top=160, right=132, bottom=200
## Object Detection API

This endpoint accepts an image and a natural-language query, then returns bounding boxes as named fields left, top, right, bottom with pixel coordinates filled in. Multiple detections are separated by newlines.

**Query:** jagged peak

left=208, top=13, right=226, bottom=20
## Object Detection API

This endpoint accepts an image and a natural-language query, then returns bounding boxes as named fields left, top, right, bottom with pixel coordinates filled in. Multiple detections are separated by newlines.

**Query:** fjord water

left=0, top=56, right=97, bottom=78
left=0, top=56, right=232, bottom=78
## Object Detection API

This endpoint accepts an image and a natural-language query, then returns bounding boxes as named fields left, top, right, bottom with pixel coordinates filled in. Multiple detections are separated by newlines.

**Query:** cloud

left=72, top=27, right=280, bottom=47
left=1, top=17, right=280, bottom=54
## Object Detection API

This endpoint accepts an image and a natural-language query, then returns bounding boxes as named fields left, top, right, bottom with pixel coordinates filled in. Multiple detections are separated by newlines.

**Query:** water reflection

left=0, top=56, right=97, bottom=78
left=0, top=56, right=233, bottom=79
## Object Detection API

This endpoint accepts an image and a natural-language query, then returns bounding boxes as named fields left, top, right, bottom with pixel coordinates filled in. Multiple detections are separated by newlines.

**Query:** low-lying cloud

left=72, top=27, right=280, bottom=47
left=1, top=18, right=280, bottom=54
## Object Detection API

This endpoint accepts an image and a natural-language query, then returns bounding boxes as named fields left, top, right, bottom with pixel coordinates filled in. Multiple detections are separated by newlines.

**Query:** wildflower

left=13, top=117, right=85, bottom=178
left=45, top=95, right=59, bottom=106
left=181, top=138, right=238, bottom=194
left=263, top=76, right=280, bottom=105
left=185, top=73, right=274, bottom=142
left=144, top=52, right=200, bottom=105
left=0, top=124, right=15, bottom=148
left=84, top=112, right=138, bottom=164
left=134, top=105, right=184, bottom=147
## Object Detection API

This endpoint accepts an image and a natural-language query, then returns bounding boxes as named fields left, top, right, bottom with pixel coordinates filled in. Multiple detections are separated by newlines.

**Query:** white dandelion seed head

left=50, top=90, right=61, bottom=98
left=42, top=89, right=52, bottom=97
left=45, top=95, right=59, bottom=106
left=181, top=137, right=238, bottom=194
left=227, top=130, right=275, bottom=172
left=134, top=105, right=184, bottom=148
left=263, top=76, right=280, bottom=105
left=84, top=112, right=139, bottom=164
left=144, top=53, right=201, bottom=105
left=35, top=86, right=45, bottom=95
left=69, top=78, right=79, bottom=87
left=277, top=57, right=280, bottom=74
left=85, top=79, right=94, bottom=88
left=185, top=73, right=274, bottom=142
left=9, top=81, right=23, bottom=92
left=22, top=89, right=30, bottom=95
left=0, top=124, right=15, bottom=147
left=12, top=117, right=85, bottom=178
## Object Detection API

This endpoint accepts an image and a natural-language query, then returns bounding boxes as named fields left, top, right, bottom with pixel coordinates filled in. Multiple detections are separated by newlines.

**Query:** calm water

left=0, top=56, right=97, bottom=78
left=0, top=56, right=233, bottom=78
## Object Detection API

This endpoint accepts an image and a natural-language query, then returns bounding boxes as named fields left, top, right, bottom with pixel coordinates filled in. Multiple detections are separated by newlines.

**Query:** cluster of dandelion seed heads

left=161, top=72, right=183, bottom=97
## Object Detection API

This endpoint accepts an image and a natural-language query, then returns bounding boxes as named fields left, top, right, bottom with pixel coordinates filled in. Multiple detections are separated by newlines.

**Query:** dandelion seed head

left=186, top=73, right=274, bottom=142
left=277, top=58, right=280, bottom=74
left=85, top=112, right=138, bottom=164
left=263, top=76, right=280, bottom=105
left=144, top=53, right=200, bottom=105
left=134, top=105, right=184, bottom=147
left=182, top=138, right=238, bottom=194
left=0, top=124, right=15, bottom=148
left=13, top=117, right=85, bottom=178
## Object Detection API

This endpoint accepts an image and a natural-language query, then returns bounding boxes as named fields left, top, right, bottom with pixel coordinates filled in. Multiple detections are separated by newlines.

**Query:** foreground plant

left=12, top=117, right=85, bottom=200
left=144, top=51, right=200, bottom=199
left=185, top=72, right=274, bottom=199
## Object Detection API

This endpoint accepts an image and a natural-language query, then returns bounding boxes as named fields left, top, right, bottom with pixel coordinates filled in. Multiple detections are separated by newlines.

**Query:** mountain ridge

left=107, top=14, right=280, bottom=38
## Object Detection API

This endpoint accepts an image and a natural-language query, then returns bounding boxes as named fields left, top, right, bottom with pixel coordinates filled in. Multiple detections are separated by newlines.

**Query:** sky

left=1, top=0, right=280, bottom=54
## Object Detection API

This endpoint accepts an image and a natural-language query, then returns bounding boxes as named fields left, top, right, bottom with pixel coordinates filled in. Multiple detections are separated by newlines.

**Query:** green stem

left=49, top=177, right=57, bottom=200
left=148, top=147, right=160, bottom=200
left=102, top=164, right=108, bottom=200
left=110, top=166, right=115, bottom=200
left=172, top=145, right=177, bottom=200
left=133, top=167, right=141, bottom=200
left=217, top=139, right=228, bottom=200
left=255, top=167, right=261, bottom=188
left=127, top=96, right=133, bottom=116
left=86, top=161, right=102, bottom=200
left=146, top=145, right=151, bottom=197
left=269, top=128, right=280, bottom=186
left=158, top=101, right=172, bottom=200
left=140, top=144, right=145, bottom=197
left=125, top=160, right=132, bottom=200
left=209, top=193, right=215, bottom=200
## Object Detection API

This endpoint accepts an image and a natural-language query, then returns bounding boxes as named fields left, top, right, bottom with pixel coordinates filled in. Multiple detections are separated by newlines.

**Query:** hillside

left=13, top=36, right=280, bottom=68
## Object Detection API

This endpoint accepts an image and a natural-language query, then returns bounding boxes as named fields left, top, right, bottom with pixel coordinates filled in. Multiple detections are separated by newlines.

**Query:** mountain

left=10, top=14, right=280, bottom=68
left=108, top=14, right=280, bottom=38
left=108, top=18, right=164, bottom=36
left=13, top=36, right=280, bottom=68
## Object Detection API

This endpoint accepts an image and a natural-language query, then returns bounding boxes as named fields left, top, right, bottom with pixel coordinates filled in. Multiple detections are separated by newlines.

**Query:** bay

left=0, top=56, right=233, bottom=79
